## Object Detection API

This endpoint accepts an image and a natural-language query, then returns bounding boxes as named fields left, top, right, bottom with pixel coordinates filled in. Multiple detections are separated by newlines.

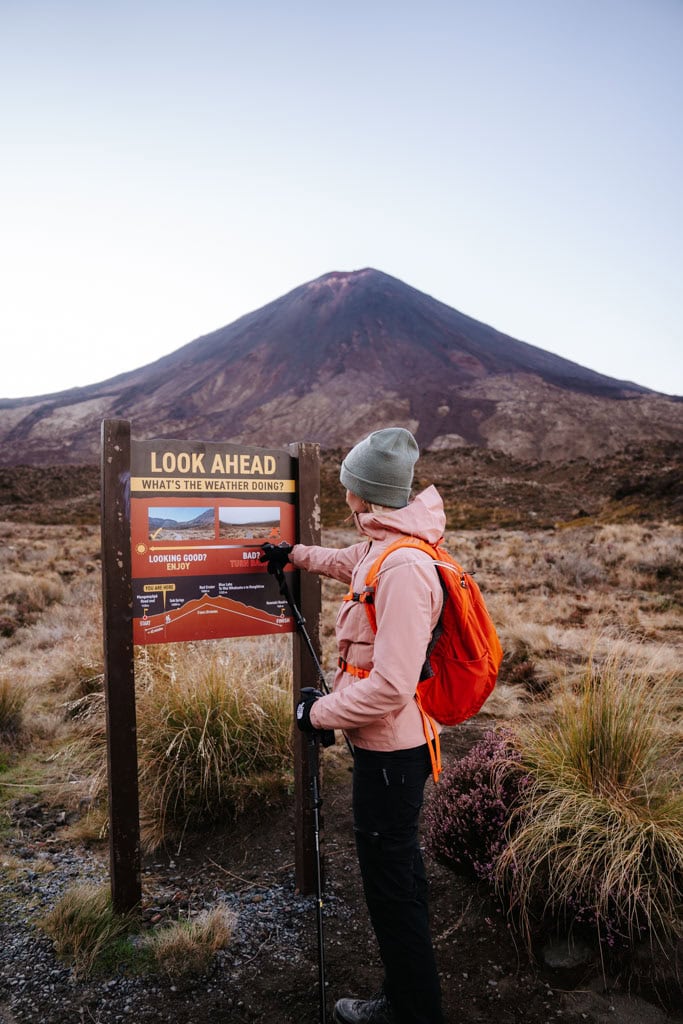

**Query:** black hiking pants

left=352, top=743, right=444, bottom=1024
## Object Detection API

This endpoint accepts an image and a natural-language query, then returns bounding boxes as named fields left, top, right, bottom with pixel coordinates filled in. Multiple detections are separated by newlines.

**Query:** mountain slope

left=1, top=268, right=680, bottom=465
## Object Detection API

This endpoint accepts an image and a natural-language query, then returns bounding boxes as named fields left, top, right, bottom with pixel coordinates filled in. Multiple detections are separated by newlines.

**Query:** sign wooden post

left=100, top=422, right=323, bottom=909
left=100, top=419, right=142, bottom=913
left=290, top=442, right=323, bottom=895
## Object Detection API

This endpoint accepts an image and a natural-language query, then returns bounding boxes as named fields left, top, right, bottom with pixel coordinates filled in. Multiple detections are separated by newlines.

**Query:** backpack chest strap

left=343, top=585, right=378, bottom=631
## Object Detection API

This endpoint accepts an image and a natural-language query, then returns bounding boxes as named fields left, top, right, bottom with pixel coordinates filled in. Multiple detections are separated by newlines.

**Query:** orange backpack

left=345, top=537, right=503, bottom=781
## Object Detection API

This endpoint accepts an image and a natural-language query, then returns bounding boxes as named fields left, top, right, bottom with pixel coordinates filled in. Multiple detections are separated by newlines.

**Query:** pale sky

left=1, top=0, right=681, bottom=400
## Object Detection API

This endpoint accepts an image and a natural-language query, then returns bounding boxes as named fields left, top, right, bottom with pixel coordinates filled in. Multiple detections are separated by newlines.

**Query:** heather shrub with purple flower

left=424, top=729, right=524, bottom=883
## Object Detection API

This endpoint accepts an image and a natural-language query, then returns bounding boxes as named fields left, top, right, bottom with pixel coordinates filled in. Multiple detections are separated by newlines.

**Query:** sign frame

left=100, top=420, right=323, bottom=912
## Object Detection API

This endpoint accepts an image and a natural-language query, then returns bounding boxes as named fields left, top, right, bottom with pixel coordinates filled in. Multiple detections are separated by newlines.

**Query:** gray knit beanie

left=339, top=427, right=419, bottom=508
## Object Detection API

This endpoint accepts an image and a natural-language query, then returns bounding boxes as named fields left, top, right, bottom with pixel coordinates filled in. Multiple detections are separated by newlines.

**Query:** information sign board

left=130, top=439, right=296, bottom=644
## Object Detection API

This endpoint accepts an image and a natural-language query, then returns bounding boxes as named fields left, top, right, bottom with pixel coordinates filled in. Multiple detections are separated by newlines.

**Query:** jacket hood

left=355, top=485, right=446, bottom=545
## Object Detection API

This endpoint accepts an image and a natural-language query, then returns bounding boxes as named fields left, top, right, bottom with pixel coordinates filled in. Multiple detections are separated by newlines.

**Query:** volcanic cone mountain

left=0, top=268, right=680, bottom=465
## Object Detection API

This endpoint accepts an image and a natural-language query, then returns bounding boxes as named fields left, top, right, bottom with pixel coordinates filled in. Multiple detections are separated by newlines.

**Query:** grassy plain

left=0, top=449, right=681, bottom=1019
left=1, top=516, right=680, bottom=834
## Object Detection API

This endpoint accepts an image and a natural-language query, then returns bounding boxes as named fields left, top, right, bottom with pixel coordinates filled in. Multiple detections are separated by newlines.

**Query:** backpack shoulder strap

left=346, top=536, right=441, bottom=632
left=365, top=536, right=439, bottom=587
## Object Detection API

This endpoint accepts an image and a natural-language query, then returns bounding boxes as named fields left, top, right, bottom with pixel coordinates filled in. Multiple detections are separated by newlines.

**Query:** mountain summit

left=1, top=268, right=680, bottom=465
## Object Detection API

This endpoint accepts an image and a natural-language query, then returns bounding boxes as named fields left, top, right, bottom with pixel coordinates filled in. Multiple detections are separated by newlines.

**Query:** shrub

left=424, top=729, right=525, bottom=883
left=495, top=648, right=683, bottom=955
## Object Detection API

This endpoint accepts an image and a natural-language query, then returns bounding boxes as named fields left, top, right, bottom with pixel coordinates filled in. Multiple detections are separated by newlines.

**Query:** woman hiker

left=262, top=427, right=445, bottom=1024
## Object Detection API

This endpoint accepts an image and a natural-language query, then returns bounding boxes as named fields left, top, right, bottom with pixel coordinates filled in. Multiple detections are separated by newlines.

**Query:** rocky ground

left=1, top=723, right=681, bottom=1024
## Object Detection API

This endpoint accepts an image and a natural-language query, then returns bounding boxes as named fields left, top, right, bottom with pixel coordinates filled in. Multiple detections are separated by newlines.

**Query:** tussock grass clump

left=48, top=638, right=294, bottom=848
left=0, top=676, right=27, bottom=740
left=500, top=642, right=547, bottom=696
left=136, top=639, right=293, bottom=850
left=39, top=884, right=136, bottom=978
left=146, top=905, right=236, bottom=976
left=0, top=570, right=66, bottom=637
left=496, top=647, right=683, bottom=955
left=53, top=691, right=108, bottom=817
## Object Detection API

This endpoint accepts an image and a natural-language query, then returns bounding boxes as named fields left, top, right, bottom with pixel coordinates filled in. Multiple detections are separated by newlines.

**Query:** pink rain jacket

left=290, top=485, right=446, bottom=752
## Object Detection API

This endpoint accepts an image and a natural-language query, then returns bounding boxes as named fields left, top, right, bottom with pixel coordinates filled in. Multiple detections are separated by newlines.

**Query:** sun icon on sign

left=136, top=543, right=147, bottom=555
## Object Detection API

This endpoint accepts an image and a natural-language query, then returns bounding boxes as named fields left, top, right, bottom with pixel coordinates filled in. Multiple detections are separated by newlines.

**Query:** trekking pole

left=272, top=561, right=332, bottom=1023
left=274, top=565, right=355, bottom=760
left=273, top=566, right=330, bottom=694
left=306, top=730, right=328, bottom=1024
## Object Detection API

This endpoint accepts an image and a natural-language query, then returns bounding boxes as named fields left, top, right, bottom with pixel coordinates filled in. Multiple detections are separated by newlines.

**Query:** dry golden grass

left=322, top=522, right=682, bottom=719
left=0, top=522, right=103, bottom=746
left=0, top=675, right=27, bottom=740
left=145, top=905, right=236, bottom=976
left=1, top=517, right=680, bottom=850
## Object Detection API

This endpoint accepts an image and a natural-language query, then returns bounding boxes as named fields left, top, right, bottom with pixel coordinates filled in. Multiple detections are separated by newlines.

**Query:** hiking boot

left=333, top=993, right=396, bottom=1024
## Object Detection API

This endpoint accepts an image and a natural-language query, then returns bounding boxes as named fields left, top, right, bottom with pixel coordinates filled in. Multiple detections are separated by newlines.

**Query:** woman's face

left=345, top=490, right=367, bottom=514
